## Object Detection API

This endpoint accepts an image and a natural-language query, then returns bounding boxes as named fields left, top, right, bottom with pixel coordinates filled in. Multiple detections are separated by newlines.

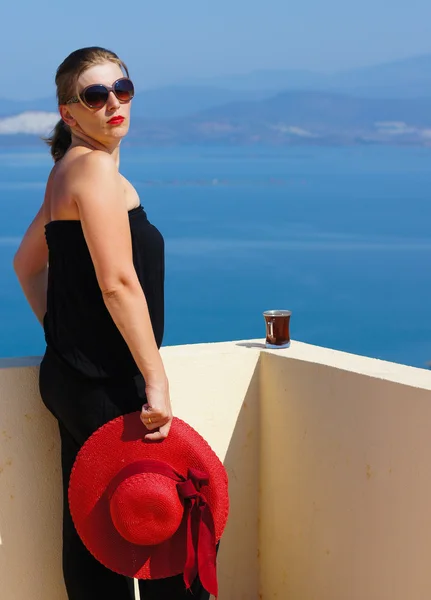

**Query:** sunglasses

left=66, top=77, right=135, bottom=109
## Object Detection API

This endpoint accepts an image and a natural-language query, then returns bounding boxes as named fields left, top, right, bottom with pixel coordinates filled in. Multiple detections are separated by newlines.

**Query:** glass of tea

left=263, top=310, right=292, bottom=349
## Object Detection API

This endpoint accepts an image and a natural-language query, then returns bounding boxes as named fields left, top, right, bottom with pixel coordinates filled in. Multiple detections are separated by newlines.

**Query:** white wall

left=259, top=348, right=431, bottom=600
left=1, top=341, right=431, bottom=600
left=0, top=343, right=261, bottom=600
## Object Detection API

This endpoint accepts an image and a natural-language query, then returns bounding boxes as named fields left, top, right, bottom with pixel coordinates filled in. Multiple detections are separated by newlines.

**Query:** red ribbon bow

left=177, top=468, right=218, bottom=597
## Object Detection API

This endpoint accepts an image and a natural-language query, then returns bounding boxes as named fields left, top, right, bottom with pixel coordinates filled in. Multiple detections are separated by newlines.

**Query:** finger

left=141, top=410, right=169, bottom=423
left=144, top=430, right=168, bottom=441
left=144, top=419, right=172, bottom=441
left=140, top=416, right=160, bottom=430
left=145, top=423, right=160, bottom=431
left=140, top=413, right=171, bottom=431
left=159, top=419, right=172, bottom=438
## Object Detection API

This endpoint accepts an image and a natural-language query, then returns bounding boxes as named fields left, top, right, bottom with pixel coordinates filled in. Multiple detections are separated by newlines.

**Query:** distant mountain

left=131, top=86, right=271, bottom=118
left=197, top=91, right=431, bottom=128
left=186, top=54, right=431, bottom=99
left=328, top=54, right=431, bottom=98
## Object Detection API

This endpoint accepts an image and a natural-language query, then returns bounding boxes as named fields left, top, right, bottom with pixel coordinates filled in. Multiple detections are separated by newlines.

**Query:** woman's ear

left=59, top=105, right=77, bottom=128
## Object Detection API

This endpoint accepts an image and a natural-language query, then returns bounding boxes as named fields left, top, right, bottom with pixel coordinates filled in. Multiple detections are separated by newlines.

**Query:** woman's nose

left=106, top=90, right=120, bottom=111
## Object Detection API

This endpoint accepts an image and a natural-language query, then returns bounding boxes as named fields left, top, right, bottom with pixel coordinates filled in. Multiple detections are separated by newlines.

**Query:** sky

left=3, top=0, right=431, bottom=99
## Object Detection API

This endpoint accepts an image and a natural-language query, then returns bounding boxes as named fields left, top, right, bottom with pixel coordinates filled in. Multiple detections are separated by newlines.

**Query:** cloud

left=271, top=123, right=317, bottom=137
left=374, top=121, right=417, bottom=135
left=0, top=111, right=58, bottom=135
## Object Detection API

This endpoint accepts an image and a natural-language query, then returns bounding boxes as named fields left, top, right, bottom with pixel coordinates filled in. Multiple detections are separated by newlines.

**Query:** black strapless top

left=43, top=205, right=164, bottom=379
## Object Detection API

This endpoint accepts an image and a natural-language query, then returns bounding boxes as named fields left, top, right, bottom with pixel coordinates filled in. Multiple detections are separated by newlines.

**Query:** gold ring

left=147, top=417, right=152, bottom=424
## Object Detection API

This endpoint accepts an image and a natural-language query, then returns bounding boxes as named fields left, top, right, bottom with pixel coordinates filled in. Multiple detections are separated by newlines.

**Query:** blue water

left=1, top=145, right=431, bottom=369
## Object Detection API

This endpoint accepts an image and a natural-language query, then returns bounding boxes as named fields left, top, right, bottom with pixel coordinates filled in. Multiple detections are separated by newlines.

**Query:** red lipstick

left=107, top=116, right=125, bottom=125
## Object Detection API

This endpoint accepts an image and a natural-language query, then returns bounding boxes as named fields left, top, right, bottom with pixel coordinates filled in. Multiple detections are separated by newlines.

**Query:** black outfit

left=39, top=205, right=209, bottom=600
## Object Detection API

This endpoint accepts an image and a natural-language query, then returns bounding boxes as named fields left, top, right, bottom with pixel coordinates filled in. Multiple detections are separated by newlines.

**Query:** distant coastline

left=1, top=88, right=431, bottom=148
left=1, top=127, right=430, bottom=148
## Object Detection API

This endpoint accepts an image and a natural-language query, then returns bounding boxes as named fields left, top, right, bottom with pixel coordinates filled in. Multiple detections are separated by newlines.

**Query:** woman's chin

left=102, top=124, right=130, bottom=141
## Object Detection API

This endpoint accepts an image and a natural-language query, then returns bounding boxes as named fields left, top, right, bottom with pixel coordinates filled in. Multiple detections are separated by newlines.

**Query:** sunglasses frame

left=66, top=77, right=134, bottom=109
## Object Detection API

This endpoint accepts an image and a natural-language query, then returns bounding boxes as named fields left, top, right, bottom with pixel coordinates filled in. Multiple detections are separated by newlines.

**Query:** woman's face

left=61, top=61, right=132, bottom=146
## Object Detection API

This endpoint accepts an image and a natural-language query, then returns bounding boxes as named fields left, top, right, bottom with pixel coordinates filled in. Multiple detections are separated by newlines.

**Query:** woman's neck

left=70, top=131, right=120, bottom=168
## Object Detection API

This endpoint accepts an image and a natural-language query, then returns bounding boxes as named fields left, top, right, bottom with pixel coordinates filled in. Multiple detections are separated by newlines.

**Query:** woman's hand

left=140, top=381, right=173, bottom=441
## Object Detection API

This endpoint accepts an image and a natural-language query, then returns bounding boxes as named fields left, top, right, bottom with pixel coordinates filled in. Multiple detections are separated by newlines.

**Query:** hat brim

left=68, top=412, right=229, bottom=580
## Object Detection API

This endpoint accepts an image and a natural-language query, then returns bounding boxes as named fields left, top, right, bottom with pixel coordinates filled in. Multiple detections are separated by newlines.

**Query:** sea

left=1, top=144, right=431, bottom=369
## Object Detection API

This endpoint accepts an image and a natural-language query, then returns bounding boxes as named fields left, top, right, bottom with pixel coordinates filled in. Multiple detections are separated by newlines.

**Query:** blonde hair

left=45, top=47, right=130, bottom=162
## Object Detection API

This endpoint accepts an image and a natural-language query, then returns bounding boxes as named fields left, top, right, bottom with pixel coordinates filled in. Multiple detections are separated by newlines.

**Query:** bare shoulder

left=63, top=150, right=121, bottom=206
left=76, top=149, right=116, bottom=168
left=68, top=150, right=118, bottom=184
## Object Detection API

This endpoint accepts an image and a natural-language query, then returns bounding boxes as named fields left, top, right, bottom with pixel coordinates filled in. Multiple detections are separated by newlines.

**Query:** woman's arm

left=13, top=203, right=49, bottom=326
left=68, top=151, right=172, bottom=440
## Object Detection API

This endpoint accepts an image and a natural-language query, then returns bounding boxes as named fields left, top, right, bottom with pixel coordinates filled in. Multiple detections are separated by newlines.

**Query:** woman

left=13, top=47, right=209, bottom=600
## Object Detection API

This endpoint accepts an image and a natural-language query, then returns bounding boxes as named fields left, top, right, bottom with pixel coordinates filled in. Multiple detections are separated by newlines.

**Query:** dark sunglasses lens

left=114, top=79, right=134, bottom=102
left=83, top=85, right=109, bottom=108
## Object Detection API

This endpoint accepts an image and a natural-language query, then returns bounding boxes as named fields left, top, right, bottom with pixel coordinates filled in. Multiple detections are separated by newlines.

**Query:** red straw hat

left=68, top=412, right=229, bottom=597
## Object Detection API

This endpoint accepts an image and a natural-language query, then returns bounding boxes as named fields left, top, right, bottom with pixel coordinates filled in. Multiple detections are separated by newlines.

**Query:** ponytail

left=44, top=119, right=72, bottom=163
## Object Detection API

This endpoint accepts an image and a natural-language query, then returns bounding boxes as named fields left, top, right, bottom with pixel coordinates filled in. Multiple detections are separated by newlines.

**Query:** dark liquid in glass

left=264, top=311, right=291, bottom=347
